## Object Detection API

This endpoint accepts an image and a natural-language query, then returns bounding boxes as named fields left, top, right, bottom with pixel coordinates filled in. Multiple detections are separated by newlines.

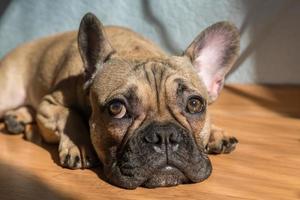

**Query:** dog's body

left=0, top=13, right=239, bottom=189
left=0, top=26, right=164, bottom=115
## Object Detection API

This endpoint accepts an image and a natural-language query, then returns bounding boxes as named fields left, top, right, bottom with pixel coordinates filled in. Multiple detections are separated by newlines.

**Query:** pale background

left=0, top=0, right=299, bottom=84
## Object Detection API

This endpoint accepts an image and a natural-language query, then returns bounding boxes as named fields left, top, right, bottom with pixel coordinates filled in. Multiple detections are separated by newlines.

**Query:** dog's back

left=0, top=26, right=165, bottom=116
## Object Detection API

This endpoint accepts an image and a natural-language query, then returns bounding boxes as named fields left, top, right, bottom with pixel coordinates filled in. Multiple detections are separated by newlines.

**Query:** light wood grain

left=0, top=84, right=299, bottom=200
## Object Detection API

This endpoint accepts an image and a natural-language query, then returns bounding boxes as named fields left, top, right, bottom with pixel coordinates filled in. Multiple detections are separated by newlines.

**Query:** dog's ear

left=78, top=12, right=114, bottom=88
left=184, top=22, right=240, bottom=103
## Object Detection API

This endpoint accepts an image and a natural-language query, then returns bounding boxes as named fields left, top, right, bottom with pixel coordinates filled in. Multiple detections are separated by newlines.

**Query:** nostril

left=170, top=132, right=181, bottom=144
left=144, top=131, right=181, bottom=145
left=144, top=132, right=160, bottom=144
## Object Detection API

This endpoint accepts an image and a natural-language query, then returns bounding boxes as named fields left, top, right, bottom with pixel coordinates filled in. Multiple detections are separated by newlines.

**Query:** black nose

left=143, top=123, right=182, bottom=151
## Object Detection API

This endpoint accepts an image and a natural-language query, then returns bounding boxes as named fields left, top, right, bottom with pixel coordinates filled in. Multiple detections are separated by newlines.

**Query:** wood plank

left=0, top=84, right=299, bottom=200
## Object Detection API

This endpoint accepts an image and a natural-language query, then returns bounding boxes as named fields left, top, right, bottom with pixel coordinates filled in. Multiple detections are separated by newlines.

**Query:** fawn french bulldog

left=0, top=13, right=239, bottom=189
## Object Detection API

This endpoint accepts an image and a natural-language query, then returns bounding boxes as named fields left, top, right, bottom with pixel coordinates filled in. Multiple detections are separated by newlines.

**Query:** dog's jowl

left=0, top=13, right=239, bottom=189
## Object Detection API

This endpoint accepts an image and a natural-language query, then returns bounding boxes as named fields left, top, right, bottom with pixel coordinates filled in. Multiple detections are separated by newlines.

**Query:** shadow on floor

left=0, top=123, right=109, bottom=188
left=224, top=85, right=300, bottom=118
left=227, top=0, right=300, bottom=119
left=0, top=160, right=75, bottom=200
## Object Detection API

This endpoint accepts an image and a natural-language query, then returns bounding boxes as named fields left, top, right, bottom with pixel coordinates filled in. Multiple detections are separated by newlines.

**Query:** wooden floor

left=0, top=85, right=300, bottom=200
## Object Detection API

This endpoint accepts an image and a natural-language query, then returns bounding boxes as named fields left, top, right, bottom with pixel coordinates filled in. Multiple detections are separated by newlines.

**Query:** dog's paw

left=206, top=136, right=238, bottom=154
left=206, top=126, right=238, bottom=154
left=3, top=107, right=35, bottom=134
left=59, top=138, right=99, bottom=169
left=4, top=114, right=25, bottom=134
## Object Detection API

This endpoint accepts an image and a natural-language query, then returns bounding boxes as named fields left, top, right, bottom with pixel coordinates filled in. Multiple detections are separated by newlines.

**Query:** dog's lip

left=108, top=157, right=212, bottom=189
left=117, top=162, right=184, bottom=179
left=164, top=165, right=174, bottom=170
left=159, top=165, right=179, bottom=172
left=151, top=164, right=187, bottom=179
left=120, top=162, right=180, bottom=173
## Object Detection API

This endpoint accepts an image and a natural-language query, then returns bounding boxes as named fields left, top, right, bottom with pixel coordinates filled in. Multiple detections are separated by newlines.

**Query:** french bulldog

left=0, top=13, right=239, bottom=189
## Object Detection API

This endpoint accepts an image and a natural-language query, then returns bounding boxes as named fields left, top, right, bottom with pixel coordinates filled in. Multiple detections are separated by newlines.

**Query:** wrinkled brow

left=103, top=85, right=139, bottom=105
left=174, top=78, right=202, bottom=96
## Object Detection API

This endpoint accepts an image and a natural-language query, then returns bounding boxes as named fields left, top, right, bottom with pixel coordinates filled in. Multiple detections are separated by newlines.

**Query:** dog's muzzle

left=105, top=122, right=212, bottom=189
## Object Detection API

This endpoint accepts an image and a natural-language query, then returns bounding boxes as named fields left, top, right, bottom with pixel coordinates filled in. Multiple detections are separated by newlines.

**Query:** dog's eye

left=108, top=101, right=127, bottom=118
left=186, top=96, right=205, bottom=114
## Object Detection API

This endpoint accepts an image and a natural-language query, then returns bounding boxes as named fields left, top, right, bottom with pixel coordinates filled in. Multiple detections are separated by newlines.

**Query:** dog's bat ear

left=78, top=12, right=114, bottom=88
left=184, top=22, right=240, bottom=103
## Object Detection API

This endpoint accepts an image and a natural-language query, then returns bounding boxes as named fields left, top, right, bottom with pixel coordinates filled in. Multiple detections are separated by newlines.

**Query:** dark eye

left=108, top=101, right=127, bottom=118
left=186, top=96, right=205, bottom=114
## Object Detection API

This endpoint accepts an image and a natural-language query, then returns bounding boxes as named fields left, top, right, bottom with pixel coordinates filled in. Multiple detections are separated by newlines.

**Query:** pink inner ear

left=193, top=32, right=230, bottom=100
left=196, top=63, right=225, bottom=102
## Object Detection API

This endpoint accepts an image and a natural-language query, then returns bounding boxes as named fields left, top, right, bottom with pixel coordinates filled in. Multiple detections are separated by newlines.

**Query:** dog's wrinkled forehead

left=91, top=56, right=208, bottom=104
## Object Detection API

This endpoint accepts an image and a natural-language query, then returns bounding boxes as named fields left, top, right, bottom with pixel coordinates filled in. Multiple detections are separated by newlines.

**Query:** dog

left=0, top=13, right=239, bottom=189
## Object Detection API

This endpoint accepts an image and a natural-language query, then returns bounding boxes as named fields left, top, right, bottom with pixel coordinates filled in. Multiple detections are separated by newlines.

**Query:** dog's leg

left=0, top=59, right=27, bottom=118
left=206, top=124, right=238, bottom=154
left=36, top=95, right=98, bottom=169
left=3, top=106, right=42, bottom=143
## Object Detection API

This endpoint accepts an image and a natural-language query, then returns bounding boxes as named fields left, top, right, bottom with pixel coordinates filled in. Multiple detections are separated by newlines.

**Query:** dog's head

left=78, top=13, right=239, bottom=189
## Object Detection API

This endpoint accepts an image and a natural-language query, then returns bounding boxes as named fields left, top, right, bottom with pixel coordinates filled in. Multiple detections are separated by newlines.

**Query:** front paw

left=3, top=106, right=34, bottom=134
left=206, top=136, right=238, bottom=154
left=59, top=138, right=99, bottom=169
left=206, top=127, right=238, bottom=154
left=4, top=114, right=25, bottom=134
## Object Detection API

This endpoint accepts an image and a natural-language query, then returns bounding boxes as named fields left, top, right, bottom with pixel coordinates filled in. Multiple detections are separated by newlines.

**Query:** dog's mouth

left=141, top=165, right=190, bottom=188
left=106, top=153, right=212, bottom=189
left=104, top=122, right=212, bottom=189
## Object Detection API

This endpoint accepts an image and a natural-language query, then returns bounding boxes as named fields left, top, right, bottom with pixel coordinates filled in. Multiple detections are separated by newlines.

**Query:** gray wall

left=0, top=0, right=299, bottom=84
